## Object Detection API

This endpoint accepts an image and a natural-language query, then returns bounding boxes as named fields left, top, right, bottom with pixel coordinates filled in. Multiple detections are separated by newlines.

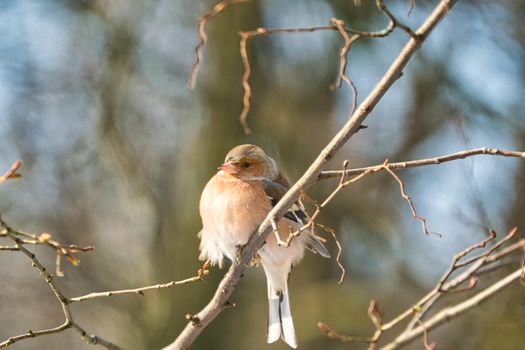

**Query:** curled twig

left=236, top=18, right=398, bottom=134
left=380, top=160, right=441, bottom=237
left=316, top=223, right=346, bottom=284
left=376, top=0, right=420, bottom=41
left=187, top=0, right=250, bottom=89
left=330, top=18, right=360, bottom=116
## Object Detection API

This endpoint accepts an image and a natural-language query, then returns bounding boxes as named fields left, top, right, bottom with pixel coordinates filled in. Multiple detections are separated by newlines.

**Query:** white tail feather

left=267, top=289, right=281, bottom=344
left=267, top=283, right=297, bottom=348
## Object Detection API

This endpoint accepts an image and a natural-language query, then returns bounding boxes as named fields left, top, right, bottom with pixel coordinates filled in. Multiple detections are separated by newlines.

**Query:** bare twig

left=0, top=214, right=206, bottom=349
left=237, top=17, right=397, bottom=134
left=279, top=158, right=435, bottom=273
left=0, top=245, right=19, bottom=251
left=381, top=268, right=524, bottom=350
left=0, top=231, right=122, bottom=349
left=407, top=0, right=416, bottom=17
left=164, top=1, right=459, bottom=348
left=0, top=215, right=94, bottom=275
left=320, top=227, right=524, bottom=349
left=318, top=148, right=525, bottom=181
left=317, top=300, right=384, bottom=346
left=70, top=268, right=209, bottom=303
left=404, top=228, right=518, bottom=330
left=187, top=0, right=250, bottom=88
left=381, top=162, right=440, bottom=237
left=0, top=160, right=22, bottom=183
left=238, top=30, right=254, bottom=134
left=416, top=319, right=435, bottom=350
left=317, top=223, right=346, bottom=284
left=454, top=228, right=518, bottom=269
left=318, top=322, right=376, bottom=344
left=376, top=0, right=420, bottom=41
left=436, top=229, right=496, bottom=289
left=330, top=18, right=359, bottom=116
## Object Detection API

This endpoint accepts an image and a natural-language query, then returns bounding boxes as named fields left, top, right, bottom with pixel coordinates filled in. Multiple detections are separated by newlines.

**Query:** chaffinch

left=198, top=144, right=330, bottom=348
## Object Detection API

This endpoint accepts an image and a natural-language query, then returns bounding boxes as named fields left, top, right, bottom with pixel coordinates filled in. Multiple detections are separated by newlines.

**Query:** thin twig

left=318, top=322, right=376, bottom=344
left=70, top=273, right=209, bottom=303
left=70, top=323, right=123, bottom=350
left=317, top=223, right=346, bottom=284
left=416, top=319, right=435, bottom=350
left=0, top=160, right=22, bottom=183
left=0, top=245, right=19, bottom=251
left=0, top=215, right=205, bottom=349
left=238, top=30, right=254, bottom=134
left=0, top=215, right=94, bottom=275
left=187, top=0, right=250, bottom=88
left=381, top=161, right=441, bottom=237
left=0, top=231, right=122, bottom=349
left=436, top=230, right=496, bottom=290
left=236, top=18, right=397, bottom=134
left=455, top=228, right=517, bottom=268
left=404, top=228, right=519, bottom=330
left=320, top=227, right=524, bottom=349
left=318, top=148, right=525, bottom=181
left=381, top=268, right=524, bottom=350
left=330, top=18, right=360, bottom=116
left=376, top=0, right=420, bottom=41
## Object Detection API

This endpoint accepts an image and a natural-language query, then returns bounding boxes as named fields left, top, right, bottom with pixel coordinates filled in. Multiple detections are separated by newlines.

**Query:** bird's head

left=218, top=144, right=277, bottom=181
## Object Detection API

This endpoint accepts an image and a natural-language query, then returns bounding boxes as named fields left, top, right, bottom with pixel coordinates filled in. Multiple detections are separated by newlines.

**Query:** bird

left=198, top=144, right=330, bottom=348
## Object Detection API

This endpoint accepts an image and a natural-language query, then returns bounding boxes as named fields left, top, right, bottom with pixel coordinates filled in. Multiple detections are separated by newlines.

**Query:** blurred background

left=0, top=0, right=524, bottom=349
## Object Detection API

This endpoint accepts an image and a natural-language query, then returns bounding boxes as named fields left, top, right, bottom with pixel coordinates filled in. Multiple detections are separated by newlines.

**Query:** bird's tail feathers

left=304, top=232, right=331, bottom=258
left=267, top=282, right=297, bottom=348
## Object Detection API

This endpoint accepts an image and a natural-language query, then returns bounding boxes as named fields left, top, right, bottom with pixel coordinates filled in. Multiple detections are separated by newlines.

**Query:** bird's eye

left=243, top=162, right=251, bottom=168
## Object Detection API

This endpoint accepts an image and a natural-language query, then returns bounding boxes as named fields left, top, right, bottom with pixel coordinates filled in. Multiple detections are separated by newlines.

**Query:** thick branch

left=164, top=1, right=458, bottom=349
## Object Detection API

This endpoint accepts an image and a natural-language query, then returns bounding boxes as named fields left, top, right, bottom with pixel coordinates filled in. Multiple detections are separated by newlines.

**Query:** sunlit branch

left=0, top=226, right=123, bottom=350
left=319, top=227, right=524, bottom=349
left=164, top=1, right=460, bottom=348
left=381, top=268, right=524, bottom=350
left=70, top=262, right=210, bottom=303
left=318, top=148, right=525, bottom=181
left=0, top=160, right=21, bottom=183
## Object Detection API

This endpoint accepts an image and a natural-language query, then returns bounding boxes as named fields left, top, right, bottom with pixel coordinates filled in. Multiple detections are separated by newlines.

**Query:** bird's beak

left=218, top=162, right=239, bottom=174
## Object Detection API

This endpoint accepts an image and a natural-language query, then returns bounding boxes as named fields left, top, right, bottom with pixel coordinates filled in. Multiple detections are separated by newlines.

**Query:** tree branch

left=381, top=268, right=524, bottom=350
left=187, top=0, right=250, bottom=89
left=0, top=185, right=205, bottom=349
left=0, top=231, right=123, bottom=350
left=318, top=147, right=525, bottom=181
left=164, top=1, right=459, bottom=348
left=69, top=271, right=208, bottom=303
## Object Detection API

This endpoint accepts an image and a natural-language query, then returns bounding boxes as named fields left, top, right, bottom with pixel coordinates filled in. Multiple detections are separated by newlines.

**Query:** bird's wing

left=261, top=179, right=308, bottom=225
left=261, top=179, right=331, bottom=258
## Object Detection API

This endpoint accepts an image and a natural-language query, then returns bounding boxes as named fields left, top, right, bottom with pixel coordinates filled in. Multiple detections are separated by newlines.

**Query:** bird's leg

left=235, top=244, right=244, bottom=264
left=271, top=218, right=289, bottom=247
left=246, top=253, right=261, bottom=268
left=235, top=243, right=261, bottom=267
